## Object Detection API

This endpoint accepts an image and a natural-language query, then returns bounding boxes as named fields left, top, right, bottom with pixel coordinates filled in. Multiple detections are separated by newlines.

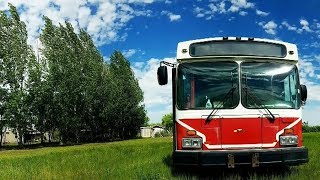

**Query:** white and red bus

left=157, top=37, right=308, bottom=168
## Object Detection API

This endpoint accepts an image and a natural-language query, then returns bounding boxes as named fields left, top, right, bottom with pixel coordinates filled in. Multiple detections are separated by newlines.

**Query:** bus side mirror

left=300, top=84, right=307, bottom=102
left=157, top=66, right=168, bottom=85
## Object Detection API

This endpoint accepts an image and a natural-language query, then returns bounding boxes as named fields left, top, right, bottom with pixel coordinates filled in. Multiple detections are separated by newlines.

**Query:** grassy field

left=0, top=133, right=319, bottom=179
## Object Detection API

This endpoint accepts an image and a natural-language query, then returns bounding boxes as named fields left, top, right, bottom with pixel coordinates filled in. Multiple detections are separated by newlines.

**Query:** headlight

left=182, top=138, right=202, bottom=149
left=279, top=135, right=298, bottom=146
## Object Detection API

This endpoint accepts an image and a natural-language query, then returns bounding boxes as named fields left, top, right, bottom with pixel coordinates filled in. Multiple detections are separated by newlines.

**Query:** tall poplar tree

left=0, top=10, right=9, bottom=147
left=1, top=4, right=36, bottom=146
left=109, top=51, right=147, bottom=139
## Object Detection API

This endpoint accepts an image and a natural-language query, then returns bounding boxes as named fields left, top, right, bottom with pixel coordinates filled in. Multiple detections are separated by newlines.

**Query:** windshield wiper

left=205, top=86, right=236, bottom=123
left=242, top=80, right=275, bottom=121
left=205, top=72, right=236, bottom=123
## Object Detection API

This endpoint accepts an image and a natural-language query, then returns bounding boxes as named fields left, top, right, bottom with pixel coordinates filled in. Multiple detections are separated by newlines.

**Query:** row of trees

left=302, top=122, right=320, bottom=133
left=0, top=4, right=147, bottom=146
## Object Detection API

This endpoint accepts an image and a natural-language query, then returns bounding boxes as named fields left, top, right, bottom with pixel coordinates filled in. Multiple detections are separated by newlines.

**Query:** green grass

left=0, top=133, right=319, bottom=179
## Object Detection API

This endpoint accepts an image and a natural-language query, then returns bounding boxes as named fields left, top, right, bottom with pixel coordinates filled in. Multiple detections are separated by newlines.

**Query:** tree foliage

left=0, top=4, right=148, bottom=145
left=162, top=113, right=173, bottom=131
left=0, top=4, right=36, bottom=146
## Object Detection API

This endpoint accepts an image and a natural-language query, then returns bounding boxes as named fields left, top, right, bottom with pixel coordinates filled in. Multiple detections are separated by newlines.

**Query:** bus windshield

left=241, top=62, right=301, bottom=109
left=177, top=61, right=239, bottom=109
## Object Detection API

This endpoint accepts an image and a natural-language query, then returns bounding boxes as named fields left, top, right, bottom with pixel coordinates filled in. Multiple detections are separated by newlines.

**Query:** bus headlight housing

left=182, top=138, right=202, bottom=149
left=280, top=135, right=298, bottom=146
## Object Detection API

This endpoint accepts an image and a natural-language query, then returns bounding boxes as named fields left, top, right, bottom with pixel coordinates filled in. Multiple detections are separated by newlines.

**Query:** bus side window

left=283, top=70, right=297, bottom=108
left=284, top=76, right=291, bottom=101
left=290, top=73, right=296, bottom=100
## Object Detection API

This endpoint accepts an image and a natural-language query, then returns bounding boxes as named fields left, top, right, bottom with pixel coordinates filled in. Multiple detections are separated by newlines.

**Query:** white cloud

left=299, top=57, right=320, bottom=104
left=78, top=6, right=91, bottom=28
left=209, top=3, right=219, bottom=13
left=300, top=19, right=313, bottom=32
left=132, top=57, right=175, bottom=123
left=239, top=11, right=247, bottom=16
left=165, top=0, right=172, bottom=4
left=196, top=13, right=205, bottom=18
left=228, top=0, right=254, bottom=12
left=128, top=0, right=154, bottom=3
left=299, top=59, right=315, bottom=79
left=0, top=0, right=24, bottom=11
left=256, top=9, right=269, bottom=16
left=281, top=19, right=319, bottom=35
left=122, top=49, right=137, bottom=58
left=194, top=6, right=203, bottom=14
left=307, top=42, right=320, bottom=48
left=281, top=21, right=298, bottom=32
left=194, top=0, right=256, bottom=19
left=0, top=0, right=154, bottom=48
left=161, top=11, right=181, bottom=22
left=193, top=5, right=214, bottom=19
left=228, top=5, right=239, bottom=12
left=259, top=21, right=277, bottom=35
left=218, top=1, right=227, bottom=13
left=300, top=19, right=309, bottom=27
left=169, top=14, right=181, bottom=21
left=232, top=0, right=254, bottom=8
left=133, top=62, right=145, bottom=69
left=122, top=49, right=145, bottom=58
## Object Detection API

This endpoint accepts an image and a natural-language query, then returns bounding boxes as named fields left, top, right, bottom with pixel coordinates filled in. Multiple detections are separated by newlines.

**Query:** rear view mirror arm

left=160, top=61, right=176, bottom=68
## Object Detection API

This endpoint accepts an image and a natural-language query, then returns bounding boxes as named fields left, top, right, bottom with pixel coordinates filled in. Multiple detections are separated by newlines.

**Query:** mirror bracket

left=157, top=61, right=176, bottom=86
left=160, top=61, right=176, bottom=68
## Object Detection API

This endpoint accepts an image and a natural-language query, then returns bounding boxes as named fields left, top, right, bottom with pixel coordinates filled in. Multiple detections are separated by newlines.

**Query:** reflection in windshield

left=177, top=61, right=239, bottom=109
left=241, top=62, right=301, bottom=109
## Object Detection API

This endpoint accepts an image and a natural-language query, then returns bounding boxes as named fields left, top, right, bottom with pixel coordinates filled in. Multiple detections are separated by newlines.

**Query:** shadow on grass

left=163, top=154, right=295, bottom=179
left=0, top=142, right=63, bottom=151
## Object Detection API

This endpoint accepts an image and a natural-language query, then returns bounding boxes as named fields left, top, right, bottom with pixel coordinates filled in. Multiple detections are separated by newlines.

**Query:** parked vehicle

left=157, top=37, right=308, bottom=168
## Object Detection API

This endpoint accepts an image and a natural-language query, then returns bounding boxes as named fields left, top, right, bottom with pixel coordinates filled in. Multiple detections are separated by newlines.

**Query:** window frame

left=176, top=60, right=240, bottom=110
left=240, top=61, right=301, bottom=110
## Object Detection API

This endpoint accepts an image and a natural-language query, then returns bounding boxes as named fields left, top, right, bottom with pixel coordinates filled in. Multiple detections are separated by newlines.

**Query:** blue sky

left=1, top=0, right=319, bottom=125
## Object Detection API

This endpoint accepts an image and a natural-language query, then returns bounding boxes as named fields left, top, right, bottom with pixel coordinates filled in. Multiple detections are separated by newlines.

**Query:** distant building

left=140, top=126, right=165, bottom=138
left=2, top=127, right=17, bottom=144
left=140, top=127, right=152, bottom=138
left=1, top=125, right=49, bottom=144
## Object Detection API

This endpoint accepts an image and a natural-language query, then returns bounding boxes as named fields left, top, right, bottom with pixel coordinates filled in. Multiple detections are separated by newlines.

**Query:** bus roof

left=176, top=37, right=298, bottom=62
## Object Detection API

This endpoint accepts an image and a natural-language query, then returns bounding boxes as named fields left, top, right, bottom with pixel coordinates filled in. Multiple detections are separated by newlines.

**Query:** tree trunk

left=0, top=125, right=5, bottom=148
left=40, top=131, right=44, bottom=144
left=18, top=128, right=23, bottom=147
left=48, top=130, right=52, bottom=143
left=59, top=134, right=63, bottom=145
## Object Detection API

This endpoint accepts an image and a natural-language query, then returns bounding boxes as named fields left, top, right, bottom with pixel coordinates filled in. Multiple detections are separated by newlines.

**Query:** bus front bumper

left=173, top=147, right=308, bottom=167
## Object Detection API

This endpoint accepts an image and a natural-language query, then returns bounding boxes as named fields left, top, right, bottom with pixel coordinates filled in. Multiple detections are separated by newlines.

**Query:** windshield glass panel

left=177, top=61, right=239, bottom=109
left=241, top=62, right=301, bottom=109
